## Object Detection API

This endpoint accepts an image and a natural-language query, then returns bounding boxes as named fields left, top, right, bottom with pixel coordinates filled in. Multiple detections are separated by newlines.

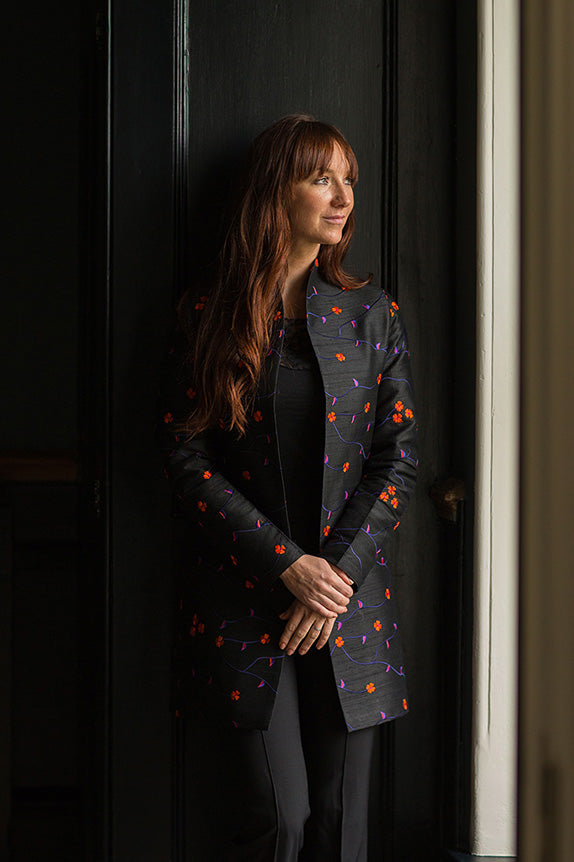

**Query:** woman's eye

left=314, top=176, right=329, bottom=185
left=345, top=177, right=354, bottom=185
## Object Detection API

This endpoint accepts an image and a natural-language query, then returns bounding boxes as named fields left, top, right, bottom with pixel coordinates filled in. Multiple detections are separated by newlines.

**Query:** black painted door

left=108, top=2, right=471, bottom=860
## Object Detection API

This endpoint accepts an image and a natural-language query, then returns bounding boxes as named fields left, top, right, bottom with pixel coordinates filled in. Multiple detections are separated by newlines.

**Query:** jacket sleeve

left=155, top=325, right=305, bottom=593
left=319, top=298, right=418, bottom=589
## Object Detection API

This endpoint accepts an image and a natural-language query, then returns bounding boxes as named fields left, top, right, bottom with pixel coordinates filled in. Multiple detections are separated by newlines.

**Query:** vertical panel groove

left=382, top=0, right=398, bottom=300
left=172, top=2, right=189, bottom=857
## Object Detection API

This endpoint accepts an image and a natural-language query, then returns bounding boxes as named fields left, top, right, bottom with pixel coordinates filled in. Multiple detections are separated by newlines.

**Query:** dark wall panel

left=186, top=0, right=384, bottom=283
left=110, top=0, right=175, bottom=858
left=394, top=2, right=459, bottom=859
left=4, top=2, right=81, bottom=450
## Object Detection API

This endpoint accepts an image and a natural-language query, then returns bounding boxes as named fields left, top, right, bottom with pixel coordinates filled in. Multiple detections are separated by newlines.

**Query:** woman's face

left=287, top=143, right=354, bottom=254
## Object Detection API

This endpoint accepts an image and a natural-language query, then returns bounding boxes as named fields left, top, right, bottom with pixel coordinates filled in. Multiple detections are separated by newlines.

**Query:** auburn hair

left=178, top=113, right=371, bottom=437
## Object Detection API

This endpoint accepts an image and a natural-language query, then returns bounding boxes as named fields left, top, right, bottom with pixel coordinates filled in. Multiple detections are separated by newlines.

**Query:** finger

left=284, top=619, right=316, bottom=655
left=328, top=577, right=354, bottom=598
left=311, top=583, right=351, bottom=608
left=278, top=609, right=305, bottom=650
left=316, top=619, right=335, bottom=649
left=279, top=622, right=302, bottom=652
left=320, top=586, right=351, bottom=609
left=321, top=575, right=353, bottom=600
left=326, top=561, right=355, bottom=587
left=298, top=621, right=323, bottom=655
left=305, top=596, right=345, bottom=618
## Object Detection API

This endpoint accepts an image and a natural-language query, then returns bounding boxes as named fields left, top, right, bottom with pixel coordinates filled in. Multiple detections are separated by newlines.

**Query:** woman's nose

left=332, top=183, right=352, bottom=207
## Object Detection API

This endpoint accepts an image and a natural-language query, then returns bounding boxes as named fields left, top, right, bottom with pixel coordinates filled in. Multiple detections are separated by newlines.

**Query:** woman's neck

left=282, top=247, right=318, bottom=318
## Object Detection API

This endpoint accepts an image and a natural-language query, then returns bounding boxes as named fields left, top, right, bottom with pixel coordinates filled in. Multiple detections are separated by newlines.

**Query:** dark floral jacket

left=156, top=263, right=418, bottom=731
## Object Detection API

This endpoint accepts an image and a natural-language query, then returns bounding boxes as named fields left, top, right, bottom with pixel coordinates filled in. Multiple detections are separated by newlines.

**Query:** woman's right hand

left=279, top=554, right=354, bottom=617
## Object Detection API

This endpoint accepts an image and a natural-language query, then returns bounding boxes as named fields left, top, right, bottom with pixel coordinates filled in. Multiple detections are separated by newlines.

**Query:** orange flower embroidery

left=392, top=301, right=399, bottom=311
left=230, top=555, right=238, bottom=565
left=332, top=306, right=342, bottom=314
left=275, top=544, right=286, bottom=555
left=335, top=636, right=344, bottom=647
left=215, top=635, right=224, bottom=648
left=260, top=633, right=270, bottom=645
left=374, top=620, right=382, bottom=631
left=254, top=410, right=263, bottom=422
left=342, top=461, right=350, bottom=472
left=385, top=587, right=391, bottom=599
left=195, top=301, right=205, bottom=310
left=274, top=310, right=282, bottom=320
left=245, top=579, right=254, bottom=589
left=203, top=470, right=211, bottom=479
left=242, top=470, right=251, bottom=480
left=388, top=485, right=396, bottom=495
left=328, top=412, right=336, bottom=422
left=336, top=353, right=346, bottom=362
left=364, top=402, right=370, bottom=412
left=189, top=625, right=196, bottom=637
left=323, top=525, right=331, bottom=536
left=231, top=690, right=240, bottom=701
left=391, top=498, right=399, bottom=509
left=392, top=412, right=403, bottom=423
left=163, top=412, right=173, bottom=424
left=379, top=491, right=389, bottom=502
left=402, top=698, right=408, bottom=710
left=377, top=373, right=382, bottom=384
left=186, top=387, right=196, bottom=399
left=394, top=400, right=404, bottom=412
left=197, top=622, right=205, bottom=634
left=366, top=682, right=376, bottom=693
left=197, top=500, right=207, bottom=512
left=405, top=408, right=413, bottom=419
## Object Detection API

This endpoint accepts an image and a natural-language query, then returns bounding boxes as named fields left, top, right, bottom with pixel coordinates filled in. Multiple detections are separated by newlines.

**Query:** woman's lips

left=323, top=215, right=346, bottom=223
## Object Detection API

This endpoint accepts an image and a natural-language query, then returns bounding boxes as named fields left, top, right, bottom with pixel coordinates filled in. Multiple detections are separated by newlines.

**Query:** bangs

left=290, top=122, right=358, bottom=184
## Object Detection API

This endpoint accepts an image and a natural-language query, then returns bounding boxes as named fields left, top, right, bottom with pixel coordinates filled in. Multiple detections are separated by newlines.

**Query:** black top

left=275, top=317, right=325, bottom=554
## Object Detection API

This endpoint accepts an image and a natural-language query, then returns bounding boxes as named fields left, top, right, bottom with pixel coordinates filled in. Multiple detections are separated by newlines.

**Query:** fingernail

left=287, top=648, right=294, bottom=655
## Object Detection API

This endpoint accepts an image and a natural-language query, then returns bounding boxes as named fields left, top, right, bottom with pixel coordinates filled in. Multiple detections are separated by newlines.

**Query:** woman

left=157, top=114, right=418, bottom=861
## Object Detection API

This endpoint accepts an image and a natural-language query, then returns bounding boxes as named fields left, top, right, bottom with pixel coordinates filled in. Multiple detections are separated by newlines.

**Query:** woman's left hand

left=278, top=600, right=335, bottom=655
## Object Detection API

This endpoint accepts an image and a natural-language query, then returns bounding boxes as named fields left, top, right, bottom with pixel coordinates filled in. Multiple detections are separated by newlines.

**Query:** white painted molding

left=473, top=0, right=519, bottom=855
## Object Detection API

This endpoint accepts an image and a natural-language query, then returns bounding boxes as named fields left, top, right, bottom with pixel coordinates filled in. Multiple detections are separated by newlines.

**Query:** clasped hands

left=278, top=554, right=354, bottom=656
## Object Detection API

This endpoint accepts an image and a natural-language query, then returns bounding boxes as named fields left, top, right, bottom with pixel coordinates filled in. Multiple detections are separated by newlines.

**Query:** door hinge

left=429, top=476, right=465, bottom=523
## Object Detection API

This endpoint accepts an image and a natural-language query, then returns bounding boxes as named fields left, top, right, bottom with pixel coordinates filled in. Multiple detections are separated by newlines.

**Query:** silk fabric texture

left=157, top=263, right=418, bottom=732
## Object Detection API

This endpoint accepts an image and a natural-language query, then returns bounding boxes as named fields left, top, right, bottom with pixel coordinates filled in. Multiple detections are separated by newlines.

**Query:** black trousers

left=183, top=646, right=378, bottom=862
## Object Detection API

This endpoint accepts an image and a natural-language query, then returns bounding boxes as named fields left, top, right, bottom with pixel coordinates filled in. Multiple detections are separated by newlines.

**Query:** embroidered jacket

left=157, top=264, right=418, bottom=731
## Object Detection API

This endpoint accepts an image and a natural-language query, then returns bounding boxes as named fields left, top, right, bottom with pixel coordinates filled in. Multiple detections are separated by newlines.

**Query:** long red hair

left=179, top=114, right=371, bottom=437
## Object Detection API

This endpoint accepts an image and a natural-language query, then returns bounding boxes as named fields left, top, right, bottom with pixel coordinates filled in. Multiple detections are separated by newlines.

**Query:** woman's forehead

left=307, top=142, right=353, bottom=175
left=324, top=143, right=352, bottom=171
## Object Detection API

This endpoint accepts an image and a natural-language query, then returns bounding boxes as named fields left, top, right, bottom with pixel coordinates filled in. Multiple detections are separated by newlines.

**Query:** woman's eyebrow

left=315, top=165, right=352, bottom=175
